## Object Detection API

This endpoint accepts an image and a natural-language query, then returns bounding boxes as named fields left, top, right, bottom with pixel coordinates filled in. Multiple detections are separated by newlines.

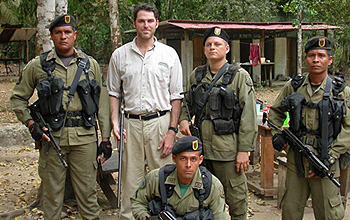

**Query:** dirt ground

left=0, top=77, right=349, bottom=220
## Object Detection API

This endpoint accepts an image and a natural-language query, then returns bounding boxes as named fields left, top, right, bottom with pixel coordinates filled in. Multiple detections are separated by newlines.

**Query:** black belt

left=127, top=110, right=168, bottom=120
left=65, top=118, right=85, bottom=127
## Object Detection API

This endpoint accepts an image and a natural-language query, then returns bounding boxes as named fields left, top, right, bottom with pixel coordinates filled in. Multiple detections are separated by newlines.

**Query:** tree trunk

left=168, top=0, right=173, bottom=19
left=36, top=0, right=55, bottom=55
left=55, top=0, right=68, bottom=16
left=108, top=0, right=122, bottom=51
left=297, top=9, right=303, bottom=76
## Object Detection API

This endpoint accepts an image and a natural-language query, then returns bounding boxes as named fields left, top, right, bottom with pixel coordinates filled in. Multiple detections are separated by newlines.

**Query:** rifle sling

left=194, top=63, right=229, bottom=127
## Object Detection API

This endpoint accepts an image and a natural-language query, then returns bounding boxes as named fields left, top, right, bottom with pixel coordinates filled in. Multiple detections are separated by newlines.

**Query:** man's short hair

left=133, top=3, right=159, bottom=21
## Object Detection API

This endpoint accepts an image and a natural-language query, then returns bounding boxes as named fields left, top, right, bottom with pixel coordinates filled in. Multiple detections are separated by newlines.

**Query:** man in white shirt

left=106, top=3, right=183, bottom=220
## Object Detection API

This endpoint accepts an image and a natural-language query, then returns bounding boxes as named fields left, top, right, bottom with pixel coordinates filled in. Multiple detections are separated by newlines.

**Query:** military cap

left=305, top=36, right=331, bottom=54
left=172, top=136, right=203, bottom=155
left=203, top=26, right=230, bottom=46
left=49, top=14, right=76, bottom=32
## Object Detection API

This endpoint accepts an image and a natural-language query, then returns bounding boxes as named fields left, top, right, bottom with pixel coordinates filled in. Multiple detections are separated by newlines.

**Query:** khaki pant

left=205, top=160, right=248, bottom=220
left=38, top=141, right=99, bottom=220
left=120, top=112, right=173, bottom=220
left=281, top=167, right=344, bottom=220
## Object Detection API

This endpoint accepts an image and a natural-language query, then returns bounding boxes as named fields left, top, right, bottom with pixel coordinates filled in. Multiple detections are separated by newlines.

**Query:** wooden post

left=184, top=30, right=190, bottom=88
left=259, top=125, right=274, bottom=189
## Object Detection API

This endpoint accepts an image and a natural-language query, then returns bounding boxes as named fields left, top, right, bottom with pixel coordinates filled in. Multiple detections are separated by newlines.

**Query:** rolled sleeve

left=107, top=50, right=121, bottom=98
left=169, top=51, right=184, bottom=101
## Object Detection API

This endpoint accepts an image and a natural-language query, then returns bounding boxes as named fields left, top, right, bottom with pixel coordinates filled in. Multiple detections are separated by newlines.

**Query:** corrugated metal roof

left=0, top=25, right=36, bottom=43
left=158, top=19, right=341, bottom=31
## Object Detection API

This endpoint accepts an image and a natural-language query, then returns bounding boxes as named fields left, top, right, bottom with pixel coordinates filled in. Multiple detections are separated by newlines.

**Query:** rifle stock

left=117, top=98, right=125, bottom=209
left=29, top=102, right=68, bottom=168
left=267, top=117, right=340, bottom=188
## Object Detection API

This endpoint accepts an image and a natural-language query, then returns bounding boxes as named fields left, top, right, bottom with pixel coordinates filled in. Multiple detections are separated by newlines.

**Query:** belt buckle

left=139, top=115, right=142, bottom=120
left=157, top=112, right=160, bottom=117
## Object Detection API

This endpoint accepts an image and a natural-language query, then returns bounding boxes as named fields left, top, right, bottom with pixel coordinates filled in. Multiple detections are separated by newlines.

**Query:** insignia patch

left=319, top=38, right=326, bottom=48
left=167, top=177, right=176, bottom=184
left=139, top=179, right=146, bottom=189
left=219, top=185, right=225, bottom=198
left=64, top=15, right=70, bottom=24
left=214, top=27, right=221, bottom=36
left=192, top=140, right=198, bottom=150
left=194, top=182, right=202, bottom=188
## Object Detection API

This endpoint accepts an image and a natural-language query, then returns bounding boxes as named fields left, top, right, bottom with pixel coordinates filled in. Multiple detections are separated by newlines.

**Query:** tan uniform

left=179, top=64, right=257, bottom=219
left=269, top=74, right=350, bottom=220
left=10, top=48, right=111, bottom=220
left=131, top=167, right=226, bottom=220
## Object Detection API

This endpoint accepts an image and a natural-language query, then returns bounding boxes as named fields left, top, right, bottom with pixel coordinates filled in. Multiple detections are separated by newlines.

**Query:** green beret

left=172, top=136, right=203, bottom=155
left=305, top=36, right=331, bottom=54
left=203, top=26, right=230, bottom=46
left=49, top=14, right=76, bottom=32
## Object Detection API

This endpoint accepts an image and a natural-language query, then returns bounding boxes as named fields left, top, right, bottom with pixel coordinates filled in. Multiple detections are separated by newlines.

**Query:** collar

left=164, top=168, right=204, bottom=190
left=304, top=73, right=329, bottom=91
left=131, top=37, right=157, bottom=52
left=46, top=47, right=84, bottom=61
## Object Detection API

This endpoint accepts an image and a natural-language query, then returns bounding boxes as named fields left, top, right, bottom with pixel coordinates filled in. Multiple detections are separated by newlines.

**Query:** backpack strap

left=222, top=65, right=239, bottom=86
left=159, top=164, right=176, bottom=207
left=195, top=65, right=207, bottom=84
left=68, top=53, right=90, bottom=99
left=193, top=166, right=212, bottom=217
left=291, top=75, right=306, bottom=92
left=332, top=76, right=347, bottom=97
left=40, top=50, right=56, bottom=78
left=321, top=77, right=332, bottom=160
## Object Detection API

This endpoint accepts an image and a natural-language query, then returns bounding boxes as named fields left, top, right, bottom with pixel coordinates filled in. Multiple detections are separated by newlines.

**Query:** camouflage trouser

left=281, top=167, right=344, bottom=220
left=204, top=160, right=248, bottom=220
left=38, top=141, right=99, bottom=220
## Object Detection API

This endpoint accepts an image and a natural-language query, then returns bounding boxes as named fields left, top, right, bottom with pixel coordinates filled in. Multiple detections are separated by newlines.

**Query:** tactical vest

left=190, top=64, right=241, bottom=135
left=148, top=164, right=214, bottom=220
left=36, top=50, right=100, bottom=130
left=281, top=75, right=346, bottom=159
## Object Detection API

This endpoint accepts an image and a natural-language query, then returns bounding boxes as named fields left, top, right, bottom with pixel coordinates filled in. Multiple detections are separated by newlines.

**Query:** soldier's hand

left=28, top=121, right=50, bottom=142
left=236, top=152, right=250, bottom=174
left=179, top=120, right=191, bottom=136
left=98, top=140, right=112, bottom=163
left=272, top=133, right=287, bottom=151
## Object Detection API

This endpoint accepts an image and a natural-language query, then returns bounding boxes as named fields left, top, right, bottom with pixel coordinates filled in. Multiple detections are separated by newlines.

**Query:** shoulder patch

left=139, top=178, right=146, bottom=189
left=245, top=74, right=253, bottom=87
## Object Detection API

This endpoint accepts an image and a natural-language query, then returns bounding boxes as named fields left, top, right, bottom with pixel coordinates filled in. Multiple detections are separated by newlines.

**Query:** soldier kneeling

left=131, top=136, right=226, bottom=220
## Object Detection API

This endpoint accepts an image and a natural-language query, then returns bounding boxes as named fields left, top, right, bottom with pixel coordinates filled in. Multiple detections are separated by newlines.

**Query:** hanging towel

left=250, top=43, right=261, bottom=66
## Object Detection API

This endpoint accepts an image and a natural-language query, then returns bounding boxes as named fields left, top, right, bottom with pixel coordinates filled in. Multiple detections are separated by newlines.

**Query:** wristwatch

left=168, top=126, right=178, bottom=133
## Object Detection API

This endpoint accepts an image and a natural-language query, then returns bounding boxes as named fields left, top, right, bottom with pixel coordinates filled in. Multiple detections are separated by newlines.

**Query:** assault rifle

left=29, top=102, right=68, bottom=168
left=158, top=211, right=177, bottom=220
left=180, top=91, right=201, bottom=138
left=264, top=113, right=341, bottom=188
left=147, top=211, right=177, bottom=220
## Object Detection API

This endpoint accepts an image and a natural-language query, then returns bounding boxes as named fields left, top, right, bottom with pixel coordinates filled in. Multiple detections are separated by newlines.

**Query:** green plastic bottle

left=283, top=112, right=289, bottom=127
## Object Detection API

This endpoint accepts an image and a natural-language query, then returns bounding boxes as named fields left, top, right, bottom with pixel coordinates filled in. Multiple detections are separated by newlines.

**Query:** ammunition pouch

left=76, top=79, right=101, bottom=127
left=36, top=77, right=65, bottom=131
left=191, top=83, right=240, bottom=135
left=148, top=198, right=176, bottom=218
left=281, top=92, right=305, bottom=135
left=182, top=208, right=214, bottom=220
